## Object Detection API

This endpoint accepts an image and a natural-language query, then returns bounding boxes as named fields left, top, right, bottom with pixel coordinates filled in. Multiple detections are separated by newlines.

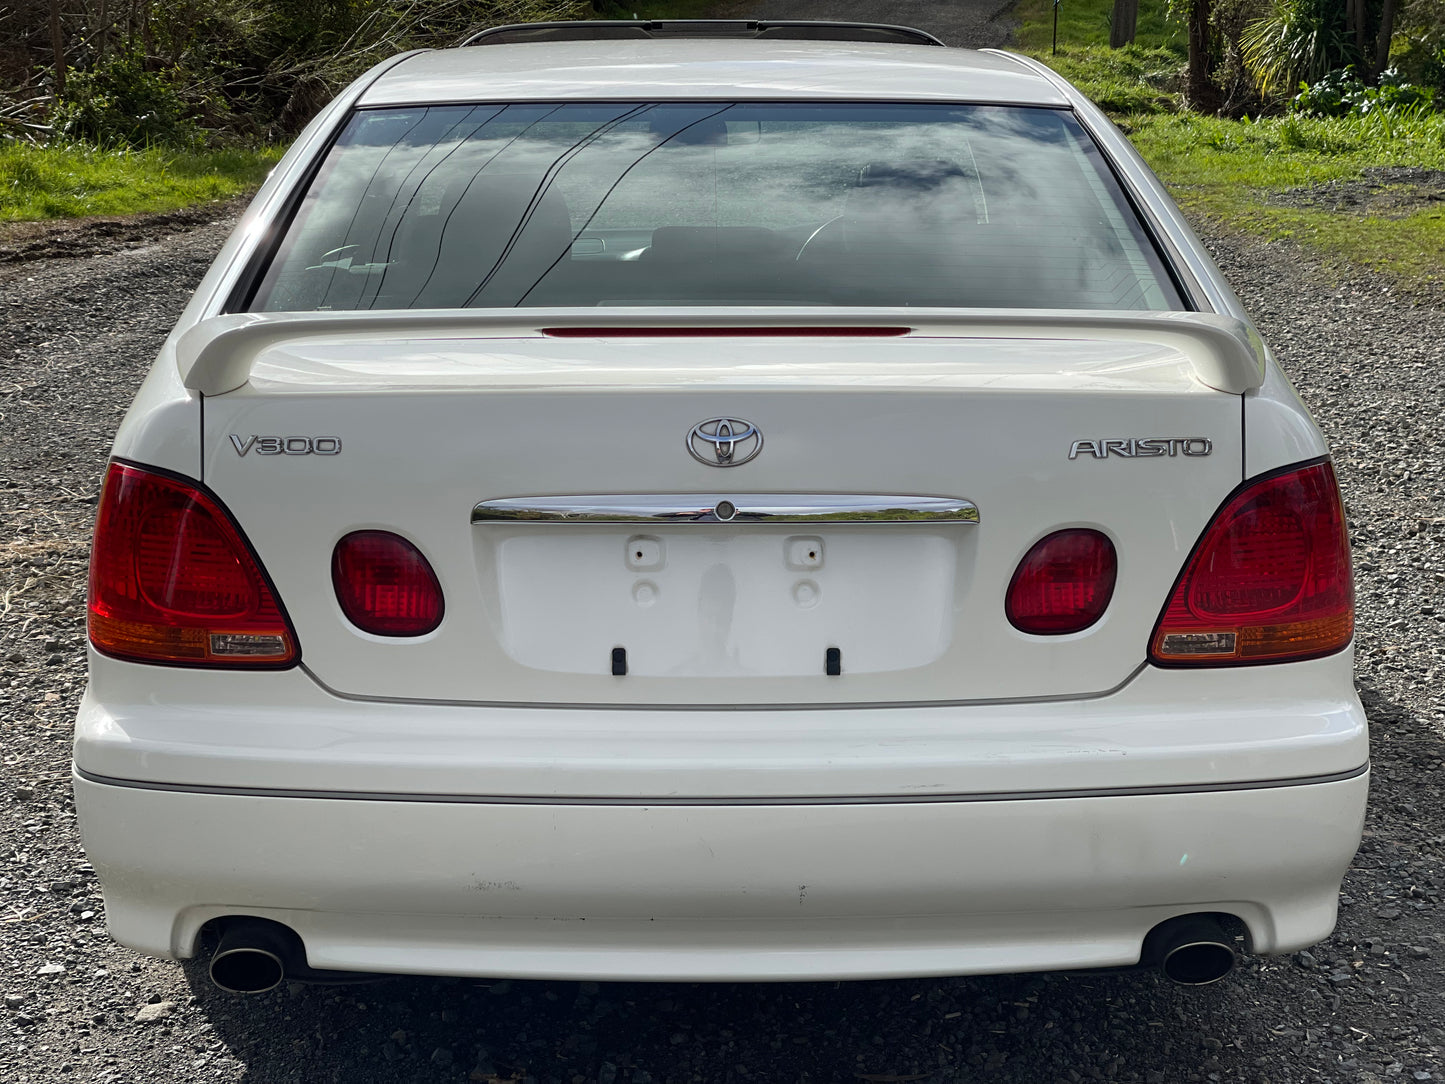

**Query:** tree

left=1371, top=0, right=1399, bottom=81
left=47, top=0, right=64, bottom=95
left=1188, top=0, right=1221, bottom=110
left=1110, top=0, right=1140, bottom=48
left=1345, top=0, right=1367, bottom=60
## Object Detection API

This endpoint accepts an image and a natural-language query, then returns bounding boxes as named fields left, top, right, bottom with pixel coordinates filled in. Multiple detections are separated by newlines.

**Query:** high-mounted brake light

left=541, top=327, right=911, bottom=338
left=1006, top=529, right=1118, bottom=635
left=88, top=462, right=297, bottom=666
left=332, top=531, right=444, bottom=636
left=1150, top=459, right=1353, bottom=666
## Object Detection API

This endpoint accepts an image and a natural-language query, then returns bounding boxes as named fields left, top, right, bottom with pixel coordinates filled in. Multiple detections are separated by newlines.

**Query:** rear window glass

left=248, top=102, right=1183, bottom=312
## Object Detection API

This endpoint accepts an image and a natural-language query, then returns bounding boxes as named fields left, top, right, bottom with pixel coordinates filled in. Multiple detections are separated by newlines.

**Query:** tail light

left=332, top=531, right=444, bottom=636
left=1006, top=529, right=1118, bottom=635
left=1150, top=459, right=1353, bottom=665
left=88, top=461, right=297, bottom=666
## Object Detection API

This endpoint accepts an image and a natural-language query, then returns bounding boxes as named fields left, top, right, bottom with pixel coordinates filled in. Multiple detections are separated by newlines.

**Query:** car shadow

left=184, top=939, right=1267, bottom=1083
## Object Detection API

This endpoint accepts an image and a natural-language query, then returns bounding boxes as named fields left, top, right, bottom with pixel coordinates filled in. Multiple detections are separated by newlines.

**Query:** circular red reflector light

left=332, top=531, right=444, bottom=637
left=1006, top=528, right=1118, bottom=635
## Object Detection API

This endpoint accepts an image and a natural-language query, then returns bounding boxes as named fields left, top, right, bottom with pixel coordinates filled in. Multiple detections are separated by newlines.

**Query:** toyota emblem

left=686, top=418, right=763, bottom=467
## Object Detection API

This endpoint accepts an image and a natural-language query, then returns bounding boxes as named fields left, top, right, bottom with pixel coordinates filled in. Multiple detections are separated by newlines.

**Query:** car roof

left=359, top=41, right=1069, bottom=108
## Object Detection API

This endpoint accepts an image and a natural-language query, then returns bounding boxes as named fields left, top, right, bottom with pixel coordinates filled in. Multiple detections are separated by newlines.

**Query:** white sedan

left=73, top=20, right=1367, bottom=993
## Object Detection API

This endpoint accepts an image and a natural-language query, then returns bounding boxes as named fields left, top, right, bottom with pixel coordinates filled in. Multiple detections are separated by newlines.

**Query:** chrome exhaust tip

left=1161, top=939, right=1237, bottom=986
left=208, top=918, right=301, bottom=994
left=1144, top=914, right=1238, bottom=986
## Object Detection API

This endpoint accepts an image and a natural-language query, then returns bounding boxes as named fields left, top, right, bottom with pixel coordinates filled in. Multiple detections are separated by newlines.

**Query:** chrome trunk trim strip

left=472, top=494, right=980, bottom=525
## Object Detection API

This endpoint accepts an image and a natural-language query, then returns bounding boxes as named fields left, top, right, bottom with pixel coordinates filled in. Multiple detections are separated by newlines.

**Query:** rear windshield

left=248, top=102, right=1183, bottom=312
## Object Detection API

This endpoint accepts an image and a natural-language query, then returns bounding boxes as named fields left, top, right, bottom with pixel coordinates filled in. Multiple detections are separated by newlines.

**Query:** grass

left=1013, top=0, right=1445, bottom=285
left=0, top=142, right=282, bottom=223
left=1033, top=43, right=1188, bottom=113
left=1130, top=111, right=1445, bottom=280
left=1014, top=0, right=1182, bottom=51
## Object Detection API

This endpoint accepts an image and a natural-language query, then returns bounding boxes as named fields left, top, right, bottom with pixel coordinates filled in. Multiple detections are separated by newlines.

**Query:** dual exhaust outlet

left=1142, top=913, right=1239, bottom=986
left=208, top=918, right=376, bottom=994
left=206, top=913, right=1238, bottom=994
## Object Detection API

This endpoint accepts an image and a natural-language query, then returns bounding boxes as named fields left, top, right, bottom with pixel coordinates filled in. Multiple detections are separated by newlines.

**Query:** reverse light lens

left=1006, top=529, right=1118, bottom=635
left=88, top=462, right=297, bottom=666
left=332, top=531, right=444, bottom=636
left=1150, top=460, right=1353, bottom=665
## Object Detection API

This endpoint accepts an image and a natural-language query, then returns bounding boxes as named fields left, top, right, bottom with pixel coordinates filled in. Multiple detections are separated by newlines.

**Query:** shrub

left=1293, top=67, right=1437, bottom=118
left=1395, top=0, right=1445, bottom=93
left=1394, top=37, right=1445, bottom=96
left=1241, top=0, right=1354, bottom=98
left=13, top=0, right=594, bottom=145
left=56, top=53, right=196, bottom=148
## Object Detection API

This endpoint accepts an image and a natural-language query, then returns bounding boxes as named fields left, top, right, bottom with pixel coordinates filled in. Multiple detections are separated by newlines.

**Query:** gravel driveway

left=3, top=81, right=1445, bottom=1084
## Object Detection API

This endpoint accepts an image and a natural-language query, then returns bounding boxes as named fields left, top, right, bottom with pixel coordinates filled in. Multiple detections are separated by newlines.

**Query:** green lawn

left=1014, top=0, right=1182, bottom=50
left=0, top=142, right=282, bottom=223
left=1130, top=112, right=1445, bottom=281
left=1014, top=0, right=1445, bottom=284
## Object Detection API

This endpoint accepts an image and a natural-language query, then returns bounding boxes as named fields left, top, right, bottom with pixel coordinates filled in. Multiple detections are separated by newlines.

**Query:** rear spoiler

left=178, top=309, right=1267, bottom=396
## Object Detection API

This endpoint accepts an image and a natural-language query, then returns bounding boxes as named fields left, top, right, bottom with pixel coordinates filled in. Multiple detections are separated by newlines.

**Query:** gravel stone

left=133, top=1001, right=176, bottom=1023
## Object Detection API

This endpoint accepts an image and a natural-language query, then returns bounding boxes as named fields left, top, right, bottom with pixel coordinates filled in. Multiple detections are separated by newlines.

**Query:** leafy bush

left=1393, top=36, right=1445, bottom=96
left=1241, top=0, right=1354, bottom=98
left=1395, top=0, right=1445, bottom=92
left=56, top=52, right=197, bottom=148
left=10, top=0, right=593, bottom=146
left=1293, top=67, right=1438, bottom=118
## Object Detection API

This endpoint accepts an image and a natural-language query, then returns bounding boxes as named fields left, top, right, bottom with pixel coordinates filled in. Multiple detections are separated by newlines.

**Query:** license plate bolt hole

left=785, top=536, right=824, bottom=571
left=625, top=535, right=665, bottom=571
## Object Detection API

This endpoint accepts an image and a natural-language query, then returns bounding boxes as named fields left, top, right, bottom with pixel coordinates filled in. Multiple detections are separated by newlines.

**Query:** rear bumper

left=74, top=771, right=1368, bottom=981
left=75, top=651, right=1367, bottom=799
left=74, top=649, right=1369, bottom=980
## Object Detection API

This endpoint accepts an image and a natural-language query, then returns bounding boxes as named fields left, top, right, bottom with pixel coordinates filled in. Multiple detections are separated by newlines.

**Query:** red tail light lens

left=88, top=462, right=297, bottom=666
left=1006, top=529, right=1118, bottom=634
left=1151, top=460, right=1353, bottom=665
left=332, top=531, right=444, bottom=636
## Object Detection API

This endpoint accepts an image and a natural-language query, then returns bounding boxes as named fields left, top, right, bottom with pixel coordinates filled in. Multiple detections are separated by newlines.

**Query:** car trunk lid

left=193, top=310, right=1251, bottom=706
